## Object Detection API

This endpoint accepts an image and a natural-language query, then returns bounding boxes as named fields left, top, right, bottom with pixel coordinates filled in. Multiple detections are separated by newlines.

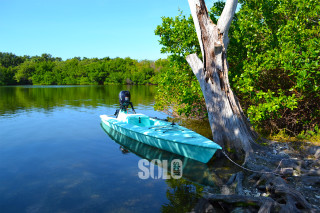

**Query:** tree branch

left=187, top=0, right=206, bottom=64
left=217, top=0, right=238, bottom=34
left=206, top=194, right=278, bottom=212
left=186, top=53, right=203, bottom=80
left=217, top=0, right=238, bottom=49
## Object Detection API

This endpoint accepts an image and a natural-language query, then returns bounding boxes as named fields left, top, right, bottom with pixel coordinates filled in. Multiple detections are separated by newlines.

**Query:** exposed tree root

left=207, top=194, right=276, bottom=212
left=192, top=144, right=320, bottom=213
left=256, top=173, right=312, bottom=212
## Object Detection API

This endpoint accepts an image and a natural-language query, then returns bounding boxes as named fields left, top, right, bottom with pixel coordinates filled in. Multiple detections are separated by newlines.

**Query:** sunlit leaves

left=0, top=53, right=168, bottom=86
left=155, top=0, right=319, bottom=134
left=154, top=55, right=206, bottom=118
left=155, top=12, right=200, bottom=57
left=232, top=0, right=320, bottom=133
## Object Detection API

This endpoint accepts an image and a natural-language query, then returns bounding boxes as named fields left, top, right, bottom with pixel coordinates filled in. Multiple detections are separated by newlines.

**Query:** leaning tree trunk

left=186, top=0, right=259, bottom=158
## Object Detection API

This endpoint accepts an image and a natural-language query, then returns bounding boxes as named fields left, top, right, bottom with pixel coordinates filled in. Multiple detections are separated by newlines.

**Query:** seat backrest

left=126, top=114, right=151, bottom=127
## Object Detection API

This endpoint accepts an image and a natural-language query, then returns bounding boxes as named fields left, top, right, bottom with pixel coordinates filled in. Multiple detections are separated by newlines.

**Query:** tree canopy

left=0, top=53, right=169, bottom=86
left=154, top=0, right=320, bottom=135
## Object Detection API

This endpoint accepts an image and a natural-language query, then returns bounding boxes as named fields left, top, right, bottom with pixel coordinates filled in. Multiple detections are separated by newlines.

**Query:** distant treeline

left=0, top=52, right=169, bottom=85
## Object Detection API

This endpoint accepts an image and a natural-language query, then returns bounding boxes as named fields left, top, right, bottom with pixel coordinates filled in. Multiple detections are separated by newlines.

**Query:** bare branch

left=186, top=53, right=204, bottom=79
left=217, top=0, right=238, bottom=49
left=187, top=0, right=205, bottom=63
left=217, top=0, right=238, bottom=34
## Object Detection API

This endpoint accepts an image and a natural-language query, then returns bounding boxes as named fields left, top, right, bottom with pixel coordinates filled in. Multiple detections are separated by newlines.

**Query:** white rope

left=221, top=150, right=287, bottom=176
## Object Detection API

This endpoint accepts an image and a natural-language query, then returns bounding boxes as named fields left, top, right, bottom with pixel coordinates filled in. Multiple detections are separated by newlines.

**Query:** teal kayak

left=101, top=123, right=218, bottom=187
left=100, top=111, right=222, bottom=163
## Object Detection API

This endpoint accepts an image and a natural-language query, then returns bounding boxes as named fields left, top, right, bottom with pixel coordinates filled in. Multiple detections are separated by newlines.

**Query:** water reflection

left=0, top=85, right=158, bottom=116
left=161, top=178, right=203, bottom=213
left=101, top=122, right=220, bottom=188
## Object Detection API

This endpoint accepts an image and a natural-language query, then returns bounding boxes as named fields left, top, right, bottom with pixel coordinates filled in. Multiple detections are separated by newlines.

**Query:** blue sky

left=0, top=0, right=216, bottom=60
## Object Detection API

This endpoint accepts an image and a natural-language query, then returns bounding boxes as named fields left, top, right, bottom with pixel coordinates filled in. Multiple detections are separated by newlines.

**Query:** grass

left=264, top=128, right=320, bottom=146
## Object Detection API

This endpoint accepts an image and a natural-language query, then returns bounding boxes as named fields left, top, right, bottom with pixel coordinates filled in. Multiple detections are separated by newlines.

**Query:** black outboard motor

left=119, top=90, right=131, bottom=107
left=115, top=91, right=135, bottom=117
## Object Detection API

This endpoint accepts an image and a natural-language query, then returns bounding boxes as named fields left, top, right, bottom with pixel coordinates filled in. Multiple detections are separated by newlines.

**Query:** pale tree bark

left=186, top=0, right=259, bottom=158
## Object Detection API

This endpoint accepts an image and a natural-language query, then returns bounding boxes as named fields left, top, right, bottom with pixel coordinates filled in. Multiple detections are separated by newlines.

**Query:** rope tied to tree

left=221, top=150, right=288, bottom=176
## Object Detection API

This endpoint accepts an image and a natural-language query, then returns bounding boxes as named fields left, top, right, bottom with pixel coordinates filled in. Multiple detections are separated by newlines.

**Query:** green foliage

left=15, top=60, right=36, bottom=84
left=155, top=0, right=320, bottom=134
left=0, top=65, right=16, bottom=85
left=32, top=61, right=56, bottom=85
left=294, top=125, right=320, bottom=143
left=0, top=52, right=27, bottom=68
left=266, top=125, right=320, bottom=145
left=154, top=55, right=206, bottom=118
left=154, top=3, right=225, bottom=118
left=0, top=52, right=168, bottom=86
left=155, top=12, right=200, bottom=57
left=232, top=0, right=320, bottom=133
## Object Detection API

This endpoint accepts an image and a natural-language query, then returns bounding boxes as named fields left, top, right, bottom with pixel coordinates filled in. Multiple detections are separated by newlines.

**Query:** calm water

left=0, top=85, right=233, bottom=213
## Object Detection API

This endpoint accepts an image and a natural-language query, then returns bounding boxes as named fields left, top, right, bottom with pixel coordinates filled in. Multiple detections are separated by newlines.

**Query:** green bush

left=155, top=0, right=320, bottom=134
left=0, top=53, right=168, bottom=86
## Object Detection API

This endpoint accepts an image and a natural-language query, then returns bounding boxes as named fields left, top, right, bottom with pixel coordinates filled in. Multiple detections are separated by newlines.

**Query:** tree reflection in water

left=162, top=178, right=203, bottom=213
